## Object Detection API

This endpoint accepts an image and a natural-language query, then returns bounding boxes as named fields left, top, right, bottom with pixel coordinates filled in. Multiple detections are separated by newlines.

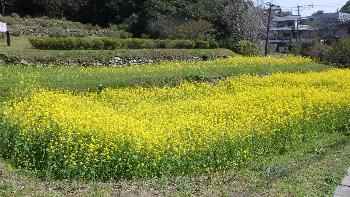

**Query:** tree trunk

left=1, top=3, right=5, bottom=16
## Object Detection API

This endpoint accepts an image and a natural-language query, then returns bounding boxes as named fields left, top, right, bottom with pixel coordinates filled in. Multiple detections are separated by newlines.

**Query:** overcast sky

left=260, top=0, right=348, bottom=16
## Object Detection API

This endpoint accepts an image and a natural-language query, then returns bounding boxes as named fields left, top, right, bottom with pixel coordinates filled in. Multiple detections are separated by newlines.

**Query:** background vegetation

left=302, top=38, right=350, bottom=68
left=341, top=0, right=350, bottom=13
left=0, top=0, right=266, bottom=44
left=0, top=14, right=132, bottom=38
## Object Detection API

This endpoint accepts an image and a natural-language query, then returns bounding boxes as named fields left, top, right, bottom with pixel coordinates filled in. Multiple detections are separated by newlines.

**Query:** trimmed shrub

left=195, top=40, right=211, bottom=49
left=29, top=36, right=216, bottom=50
left=174, top=40, right=196, bottom=49
left=100, top=38, right=122, bottom=50
left=229, top=40, right=260, bottom=56
left=126, top=39, right=155, bottom=49
left=0, top=48, right=236, bottom=66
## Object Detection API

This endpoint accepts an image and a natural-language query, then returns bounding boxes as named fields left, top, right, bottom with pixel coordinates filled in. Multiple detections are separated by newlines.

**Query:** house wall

left=274, top=31, right=313, bottom=41
left=269, top=13, right=350, bottom=53
left=275, top=21, right=296, bottom=28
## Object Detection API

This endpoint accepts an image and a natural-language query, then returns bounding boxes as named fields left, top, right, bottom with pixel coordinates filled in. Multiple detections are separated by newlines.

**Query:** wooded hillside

left=0, top=0, right=265, bottom=41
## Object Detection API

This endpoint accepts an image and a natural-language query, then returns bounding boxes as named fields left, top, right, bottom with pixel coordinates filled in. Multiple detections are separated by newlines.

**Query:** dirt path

left=334, top=168, right=350, bottom=197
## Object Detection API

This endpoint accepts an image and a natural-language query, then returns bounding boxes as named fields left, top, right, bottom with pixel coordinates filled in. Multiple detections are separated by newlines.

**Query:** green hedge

left=29, top=37, right=218, bottom=50
left=0, top=49, right=236, bottom=66
left=228, top=40, right=260, bottom=56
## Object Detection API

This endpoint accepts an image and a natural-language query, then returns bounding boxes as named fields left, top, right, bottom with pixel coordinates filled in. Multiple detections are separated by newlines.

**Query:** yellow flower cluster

left=1, top=69, right=350, bottom=180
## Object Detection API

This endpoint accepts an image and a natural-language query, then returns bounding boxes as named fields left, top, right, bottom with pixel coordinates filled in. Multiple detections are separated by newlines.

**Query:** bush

left=10, top=13, right=20, bottom=18
left=208, top=38, right=219, bottom=49
left=229, top=40, right=260, bottom=56
left=29, top=36, right=217, bottom=50
left=324, top=38, right=350, bottom=67
left=302, top=42, right=331, bottom=60
left=145, top=15, right=177, bottom=39
left=285, top=42, right=315, bottom=55
left=99, top=24, right=132, bottom=38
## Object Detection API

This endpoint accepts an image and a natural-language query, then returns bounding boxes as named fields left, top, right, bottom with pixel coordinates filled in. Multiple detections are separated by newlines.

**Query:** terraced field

left=0, top=56, right=349, bottom=196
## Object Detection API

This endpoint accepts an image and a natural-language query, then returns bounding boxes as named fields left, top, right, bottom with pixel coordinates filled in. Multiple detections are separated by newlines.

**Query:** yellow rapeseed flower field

left=0, top=59, right=349, bottom=180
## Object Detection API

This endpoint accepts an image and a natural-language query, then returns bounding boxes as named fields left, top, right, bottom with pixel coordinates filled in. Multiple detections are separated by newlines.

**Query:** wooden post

left=6, top=31, right=10, bottom=46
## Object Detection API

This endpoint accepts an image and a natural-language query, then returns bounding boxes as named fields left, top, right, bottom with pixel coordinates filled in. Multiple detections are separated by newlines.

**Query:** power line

left=281, top=3, right=343, bottom=9
left=280, top=3, right=344, bottom=16
left=295, top=5, right=314, bottom=43
left=312, top=4, right=344, bottom=8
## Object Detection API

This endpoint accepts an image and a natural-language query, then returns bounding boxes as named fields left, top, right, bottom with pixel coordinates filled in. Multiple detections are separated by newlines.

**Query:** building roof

left=273, top=15, right=308, bottom=22
left=308, top=12, right=350, bottom=23
left=271, top=25, right=314, bottom=31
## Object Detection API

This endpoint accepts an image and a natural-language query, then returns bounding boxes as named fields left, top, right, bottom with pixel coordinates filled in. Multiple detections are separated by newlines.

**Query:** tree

left=33, top=0, right=64, bottom=17
left=219, top=0, right=265, bottom=42
left=171, top=20, right=216, bottom=40
left=340, top=1, right=350, bottom=13
left=312, top=10, right=324, bottom=16
left=2, top=0, right=268, bottom=42
left=12, top=0, right=45, bottom=17
left=0, top=0, right=15, bottom=15
left=136, top=0, right=176, bottom=37
left=63, top=0, right=87, bottom=21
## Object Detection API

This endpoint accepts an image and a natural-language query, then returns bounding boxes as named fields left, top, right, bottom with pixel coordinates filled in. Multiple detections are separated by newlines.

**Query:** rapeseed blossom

left=0, top=62, right=349, bottom=180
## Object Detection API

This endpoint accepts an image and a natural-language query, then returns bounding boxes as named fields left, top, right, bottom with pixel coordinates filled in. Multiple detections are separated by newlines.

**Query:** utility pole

left=295, top=5, right=314, bottom=44
left=265, top=2, right=280, bottom=56
left=296, top=5, right=301, bottom=44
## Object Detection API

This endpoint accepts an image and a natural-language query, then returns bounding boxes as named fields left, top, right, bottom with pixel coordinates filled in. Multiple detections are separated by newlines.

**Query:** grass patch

left=0, top=56, right=331, bottom=99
